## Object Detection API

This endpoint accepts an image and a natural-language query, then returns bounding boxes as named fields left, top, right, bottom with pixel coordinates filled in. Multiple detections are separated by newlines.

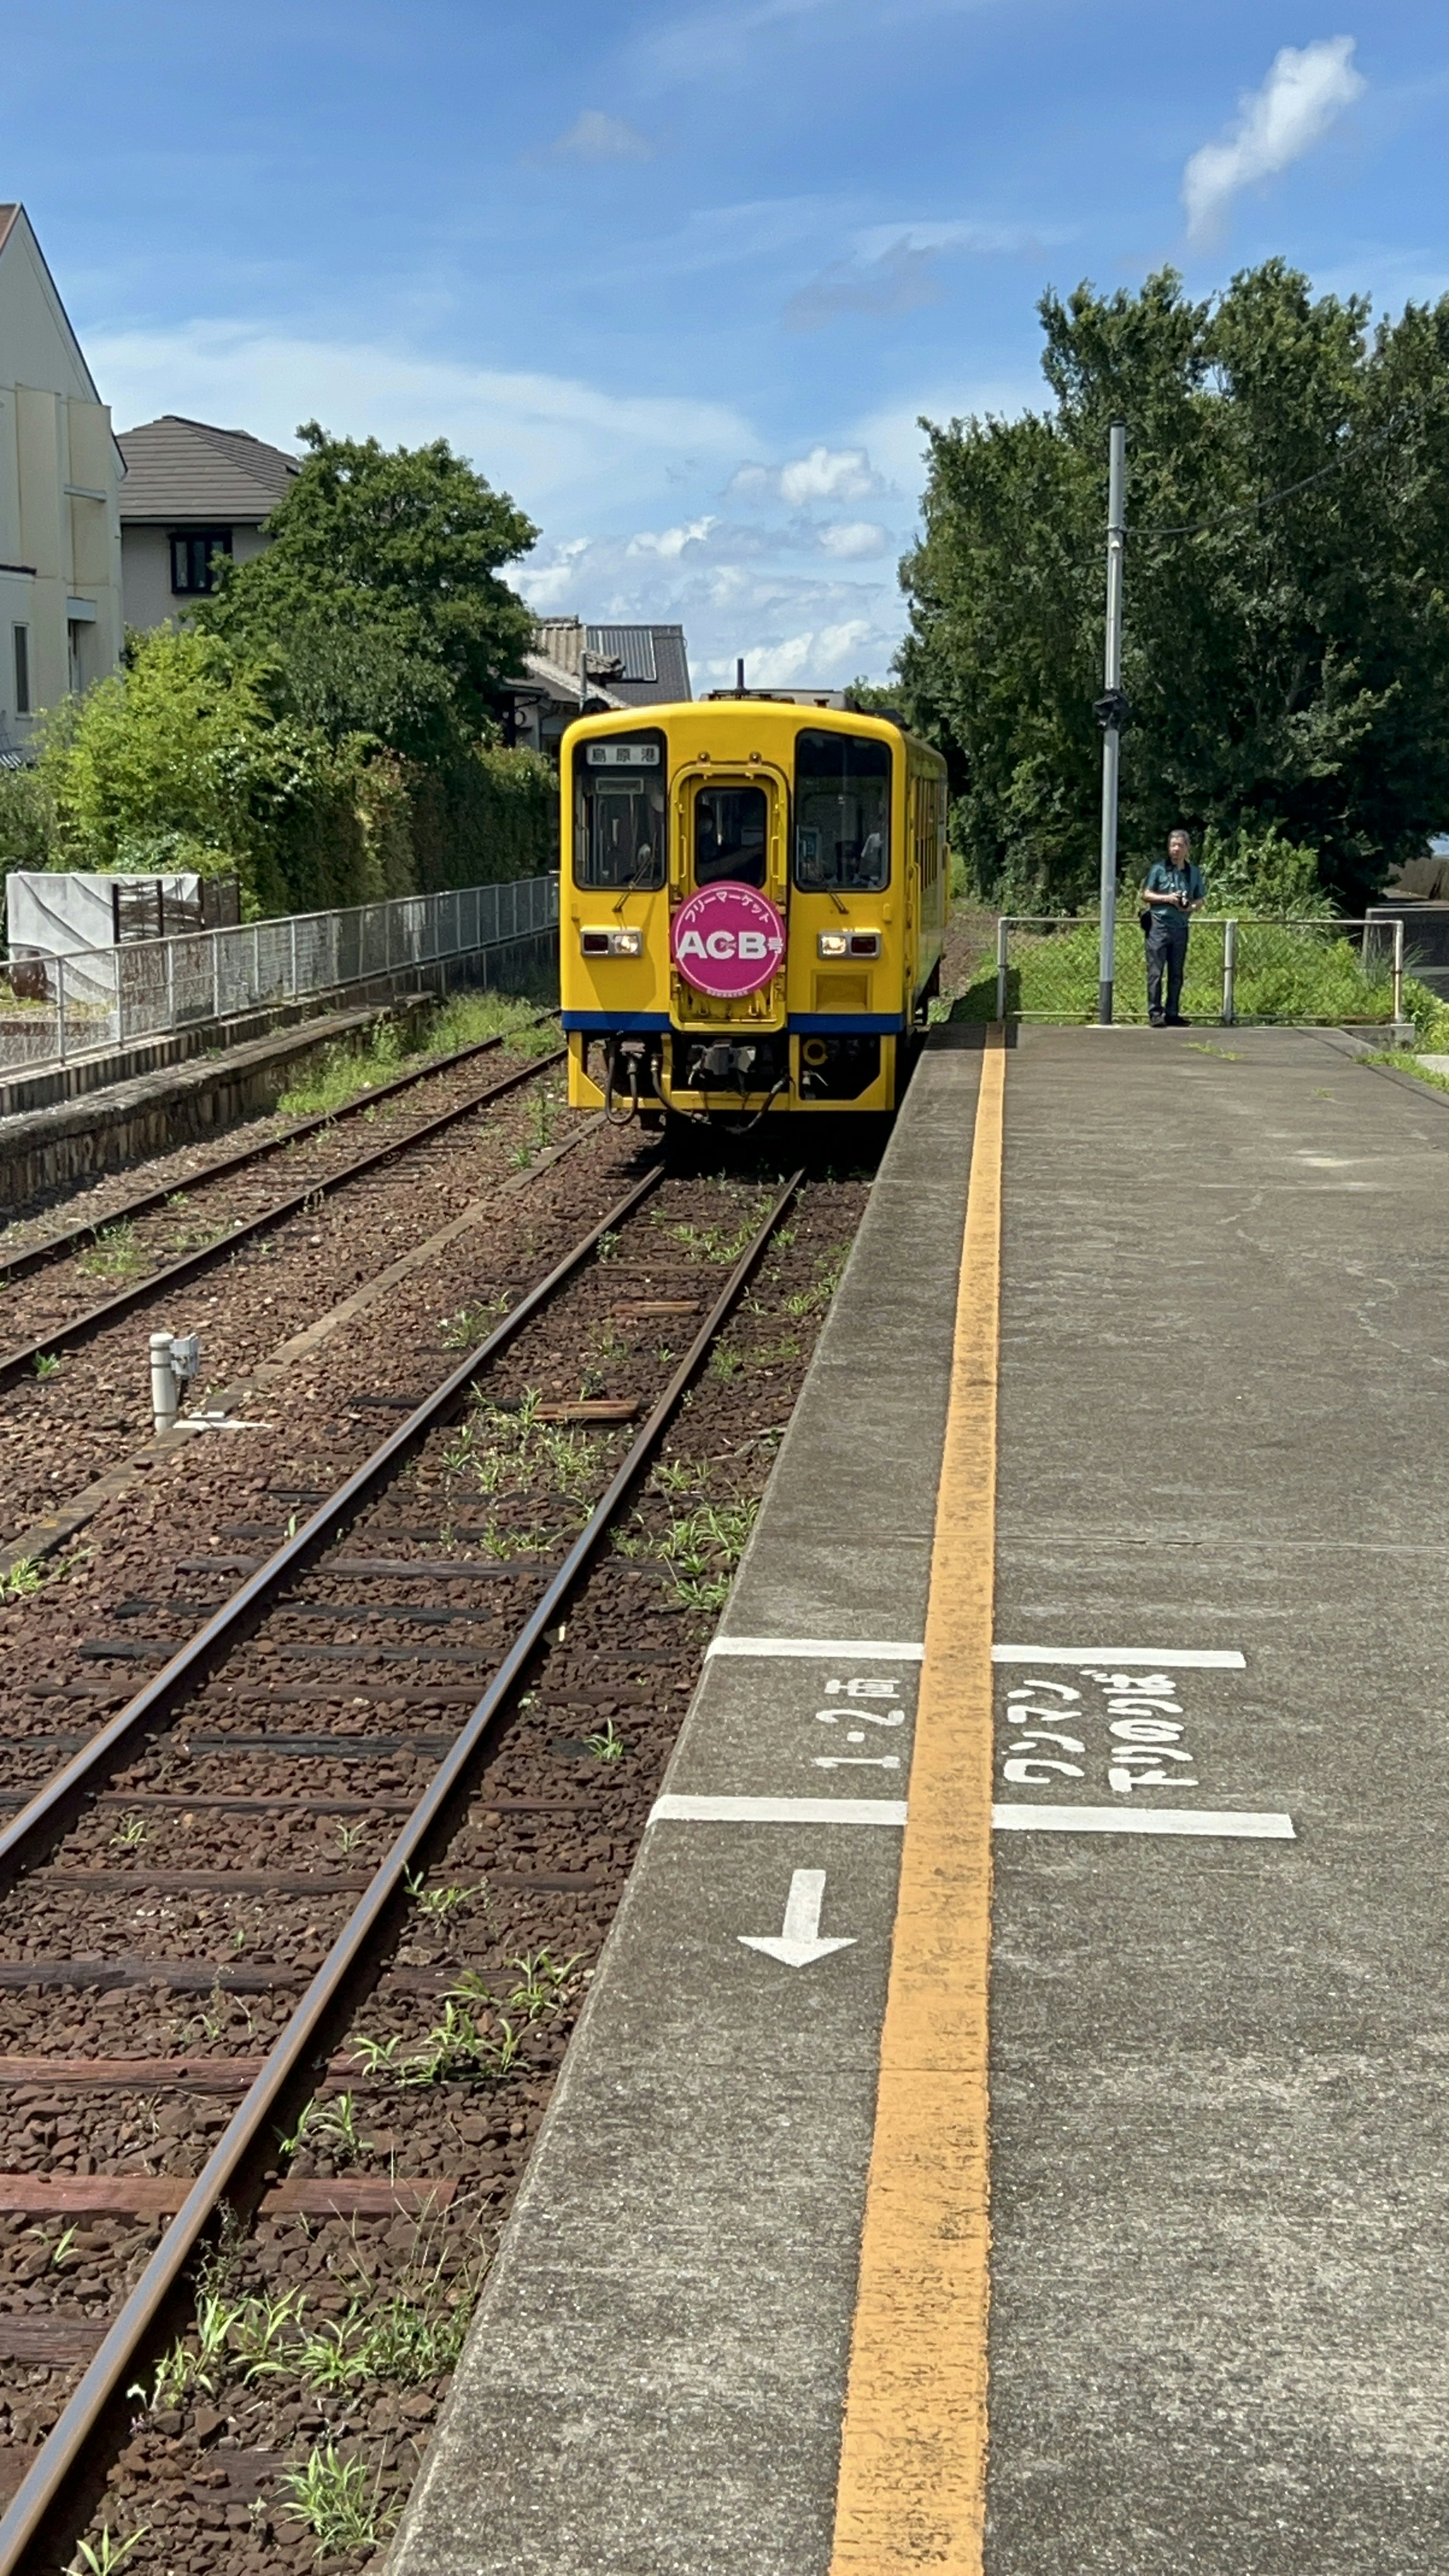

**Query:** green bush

left=409, top=745, right=557, bottom=892
left=1199, top=823, right=1334, bottom=919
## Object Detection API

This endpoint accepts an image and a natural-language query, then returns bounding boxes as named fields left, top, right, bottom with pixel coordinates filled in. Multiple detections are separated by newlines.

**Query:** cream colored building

left=117, top=415, right=298, bottom=631
left=0, top=204, right=125, bottom=754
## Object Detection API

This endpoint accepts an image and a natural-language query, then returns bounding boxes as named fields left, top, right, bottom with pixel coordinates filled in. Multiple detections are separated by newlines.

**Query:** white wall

left=122, top=518, right=271, bottom=634
left=0, top=210, right=124, bottom=749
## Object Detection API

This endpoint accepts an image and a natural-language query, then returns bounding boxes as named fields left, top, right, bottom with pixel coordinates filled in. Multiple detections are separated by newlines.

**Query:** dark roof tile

left=116, top=415, right=299, bottom=525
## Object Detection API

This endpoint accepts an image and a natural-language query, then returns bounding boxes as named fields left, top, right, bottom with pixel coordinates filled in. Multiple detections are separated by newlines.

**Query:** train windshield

left=573, top=733, right=667, bottom=890
left=693, top=785, right=768, bottom=888
left=794, top=730, right=891, bottom=890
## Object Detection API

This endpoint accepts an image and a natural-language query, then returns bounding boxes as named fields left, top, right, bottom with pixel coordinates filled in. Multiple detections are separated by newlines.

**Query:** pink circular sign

left=671, top=885, right=786, bottom=998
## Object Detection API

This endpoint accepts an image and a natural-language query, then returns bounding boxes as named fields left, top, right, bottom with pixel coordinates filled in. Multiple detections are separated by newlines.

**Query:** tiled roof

left=521, top=644, right=627, bottom=711
left=588, top=622, right=690, bottom=703
left=529, top=617, right=690, bottom=704
left=115, top=415, right=300, bottom=525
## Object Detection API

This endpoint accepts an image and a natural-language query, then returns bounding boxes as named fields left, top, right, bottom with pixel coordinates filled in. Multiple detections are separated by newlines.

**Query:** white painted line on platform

left=650, top=1794, right=908, bottom=1825
left=992, top=1644, right=1246, bottom=1669
left=992, top=1803, right=1294, bottom=1838
left=738, top=1869, right=857, bottom=1967
left=708, top=1636, right=925, bottom=1661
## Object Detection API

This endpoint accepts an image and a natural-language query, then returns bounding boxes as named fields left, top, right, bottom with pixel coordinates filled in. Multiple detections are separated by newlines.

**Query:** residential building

left=507, top=617, right=691, bottom=756
left=116, top=415, right=298, bottom=631
left=0, top=203, right=125, bottom=753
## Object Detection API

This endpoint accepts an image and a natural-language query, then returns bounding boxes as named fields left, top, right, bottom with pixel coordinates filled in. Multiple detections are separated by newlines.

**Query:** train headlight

left=816, top=930, right=850, bottom=958
left=581, top=926, right=644, bottom=957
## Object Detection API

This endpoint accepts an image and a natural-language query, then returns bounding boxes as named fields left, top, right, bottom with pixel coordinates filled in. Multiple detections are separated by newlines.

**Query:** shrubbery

left=0, top=426, right=555, bottom=921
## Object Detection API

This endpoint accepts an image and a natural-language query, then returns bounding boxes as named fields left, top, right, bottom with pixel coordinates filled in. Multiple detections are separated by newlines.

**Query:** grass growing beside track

left=945, top=917, right=1441, bottom=1030
left=275, top=989, right=558, bottom=1118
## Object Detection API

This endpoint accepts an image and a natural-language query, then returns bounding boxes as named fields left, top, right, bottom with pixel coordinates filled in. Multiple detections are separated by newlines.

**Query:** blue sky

left=5, top=1, right=1447, bottom=687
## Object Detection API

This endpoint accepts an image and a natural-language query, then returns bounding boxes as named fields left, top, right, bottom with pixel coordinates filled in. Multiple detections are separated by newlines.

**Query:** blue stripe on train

left=562, top=1011, right=672, bottom=1031
left=561, top=1010, right=904, bottom=1036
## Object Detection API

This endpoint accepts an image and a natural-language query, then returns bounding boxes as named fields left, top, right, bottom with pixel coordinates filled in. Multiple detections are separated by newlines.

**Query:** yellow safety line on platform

left=828, top=1025, right=1004, bottom=2574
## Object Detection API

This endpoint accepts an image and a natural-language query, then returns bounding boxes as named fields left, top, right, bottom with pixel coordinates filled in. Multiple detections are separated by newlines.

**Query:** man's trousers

left=1145, top=909, right=1190, bottom=1022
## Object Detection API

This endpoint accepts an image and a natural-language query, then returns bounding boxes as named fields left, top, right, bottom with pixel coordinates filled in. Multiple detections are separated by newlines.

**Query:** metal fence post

left=55, top=954, right=66, bottom=1065
left=289, top=915, right=298, bottom=1002
left=996, top=917, right=1009, bottom=1024
left=1393, top=918, right=1405, bottom=1031
left=1222, top=918, right=1237, bottom=1026
left=211, top=930, right=220, bottom=1023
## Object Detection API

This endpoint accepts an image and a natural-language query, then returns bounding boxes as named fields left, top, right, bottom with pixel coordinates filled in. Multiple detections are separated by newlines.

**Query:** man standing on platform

left=1141, top=827, right=1205, bottom=1027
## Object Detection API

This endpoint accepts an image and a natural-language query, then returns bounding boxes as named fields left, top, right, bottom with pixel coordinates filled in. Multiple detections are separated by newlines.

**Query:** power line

left=1126, top=405, right=1416, bottom=545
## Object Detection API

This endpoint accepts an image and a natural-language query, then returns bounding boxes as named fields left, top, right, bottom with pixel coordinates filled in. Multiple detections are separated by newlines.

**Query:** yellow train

left=560, top=694, right=949, bottom=1125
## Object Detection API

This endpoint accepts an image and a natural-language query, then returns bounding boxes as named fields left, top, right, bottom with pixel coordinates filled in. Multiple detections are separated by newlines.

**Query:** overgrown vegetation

left=895, top=260, right=1449, bottom=912
left=957, top=912, right=1432, bottom=1029
left=2, top=425, right=555, bottom=919
left=273, top=986, right=555, bottom=1117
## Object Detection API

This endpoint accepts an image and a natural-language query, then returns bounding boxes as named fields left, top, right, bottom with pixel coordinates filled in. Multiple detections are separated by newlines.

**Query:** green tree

left=200, top=423, right=538, bottom=747
left=38, top=627, right=293, bottom=886
left=898, top=261, right=1449, bottom=912
left=32, top=624, right=406, bottom=914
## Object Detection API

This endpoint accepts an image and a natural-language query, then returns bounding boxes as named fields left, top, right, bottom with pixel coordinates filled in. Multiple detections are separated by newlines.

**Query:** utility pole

left=1095, top=420, right=1127, bottom=1024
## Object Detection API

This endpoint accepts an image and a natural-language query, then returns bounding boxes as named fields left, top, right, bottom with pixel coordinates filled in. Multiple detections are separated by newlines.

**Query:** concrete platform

left=389, top=1019, right=1449, bottom=2575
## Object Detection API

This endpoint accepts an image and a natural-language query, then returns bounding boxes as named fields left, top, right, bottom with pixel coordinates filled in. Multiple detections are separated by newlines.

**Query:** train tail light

left=848, top=931, right=881, bottom=957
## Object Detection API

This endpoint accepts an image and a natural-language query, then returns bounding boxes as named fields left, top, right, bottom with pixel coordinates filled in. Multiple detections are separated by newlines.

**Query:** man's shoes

left=1165, top=1014, right=1190, bottom=1027
left=1149, top=1012, right=1166, bottom=1027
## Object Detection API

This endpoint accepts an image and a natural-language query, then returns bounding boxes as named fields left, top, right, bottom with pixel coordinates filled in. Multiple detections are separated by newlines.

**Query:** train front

left=560, top=702, right=911, bottom=1124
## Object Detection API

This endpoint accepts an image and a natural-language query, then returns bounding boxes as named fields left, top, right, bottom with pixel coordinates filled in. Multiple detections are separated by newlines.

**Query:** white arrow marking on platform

left=738, top=1869, right=857, bottom=1969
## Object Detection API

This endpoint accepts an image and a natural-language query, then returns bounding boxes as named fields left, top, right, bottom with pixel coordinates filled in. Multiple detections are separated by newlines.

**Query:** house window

left=169, top=528, right=233, bottom=595
left=12, top=625, right=29, bottom=716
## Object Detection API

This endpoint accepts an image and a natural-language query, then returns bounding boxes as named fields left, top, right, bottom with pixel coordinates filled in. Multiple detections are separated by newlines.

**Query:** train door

left=669, top=761, right=789, bottom=1030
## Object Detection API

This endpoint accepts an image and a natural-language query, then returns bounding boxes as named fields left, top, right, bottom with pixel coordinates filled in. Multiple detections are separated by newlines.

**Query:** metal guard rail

left=0, top=875, right=561, bottom=1073
left=993, top=914, right=1407, bottom=1028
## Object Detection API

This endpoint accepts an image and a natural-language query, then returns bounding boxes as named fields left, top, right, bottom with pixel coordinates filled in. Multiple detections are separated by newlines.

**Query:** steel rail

left=0, top=1023, right=549, bottom=1293
left=0, top=1157, right=661, bottom=1894
left=0, top=1162, right=803, bottom=2574
left=0, top=1046, right=565, bottom=1392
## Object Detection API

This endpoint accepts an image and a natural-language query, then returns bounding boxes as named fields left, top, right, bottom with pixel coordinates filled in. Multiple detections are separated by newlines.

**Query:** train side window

left=794, top=731, right=890, bottom=890
left=573, top=731, right=668, bottom=890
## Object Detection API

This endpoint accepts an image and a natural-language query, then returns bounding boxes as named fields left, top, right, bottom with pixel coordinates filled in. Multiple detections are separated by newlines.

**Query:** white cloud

left=627, top=514, right=719, bottom=558
left=91, top=321, right=751, bottom=514
left=817, top=520, right=891, bottom=558
left=548, top=109, right=654, bottom=162
left=1182, top=38, right=1366, bottom=244
left=702, top=621, right=875, bottom=687
left=778, top=444, right=880, bottom=504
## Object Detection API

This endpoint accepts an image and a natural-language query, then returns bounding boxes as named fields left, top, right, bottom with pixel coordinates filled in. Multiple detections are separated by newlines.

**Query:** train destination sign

left=671, top=885, right=786, bottom=998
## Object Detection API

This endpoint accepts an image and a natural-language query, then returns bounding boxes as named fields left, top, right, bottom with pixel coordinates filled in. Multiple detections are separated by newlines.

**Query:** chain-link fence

left=969, top=915, right=1406, bottom=1027
left=0, top=876, right=560, bottom=1074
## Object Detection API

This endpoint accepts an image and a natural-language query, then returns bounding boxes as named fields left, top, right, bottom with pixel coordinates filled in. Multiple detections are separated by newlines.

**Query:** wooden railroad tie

left=609, top=1300, right=702, bottom=1319
left=534, top=1398, right=640, bottom=1423
left=0, top=2173, right=456, bottom=2219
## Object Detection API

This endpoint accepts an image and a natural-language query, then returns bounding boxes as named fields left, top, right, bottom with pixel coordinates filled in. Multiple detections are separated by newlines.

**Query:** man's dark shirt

left=1144, top=858, right=1206, bottom=915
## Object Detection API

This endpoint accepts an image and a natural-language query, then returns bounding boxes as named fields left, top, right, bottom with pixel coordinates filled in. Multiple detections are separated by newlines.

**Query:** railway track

left=0, top=1031, right=562, bottom=1390
left=0, top=1021, right=548, bottom=1296
left=0, top=1153, right=846, bottom=2573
